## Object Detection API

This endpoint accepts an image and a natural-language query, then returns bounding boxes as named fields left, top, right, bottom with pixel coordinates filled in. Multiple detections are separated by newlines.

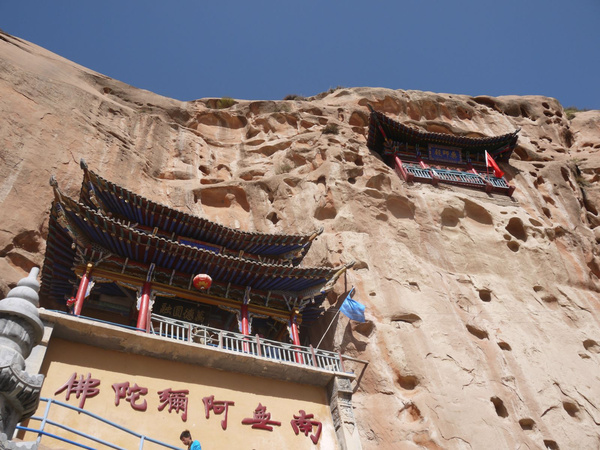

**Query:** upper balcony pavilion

left=40, top=161, right=353, bottom=349
left=367, top=106, right=520, bottom=195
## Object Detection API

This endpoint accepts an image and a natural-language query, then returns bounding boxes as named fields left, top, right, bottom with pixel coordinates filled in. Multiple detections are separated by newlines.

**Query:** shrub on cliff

left=323, top=123, right=339, bottom=135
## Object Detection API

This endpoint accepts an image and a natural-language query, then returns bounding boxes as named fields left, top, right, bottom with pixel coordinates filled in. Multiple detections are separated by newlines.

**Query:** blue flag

left=339, top=288, right=366, bottom=322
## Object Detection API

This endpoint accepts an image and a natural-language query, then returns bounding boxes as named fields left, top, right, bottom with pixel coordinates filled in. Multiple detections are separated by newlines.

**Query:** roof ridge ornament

left=49, top=174, right=64, bottom=204
left=310, top=227, right=324, bottom=241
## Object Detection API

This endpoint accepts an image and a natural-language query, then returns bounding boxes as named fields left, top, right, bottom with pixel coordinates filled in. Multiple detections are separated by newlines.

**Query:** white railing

left=404, top=164, right=433, bottom=179
left=484, top=174, right=510, bottom=188
left=437, top=170, right=485, bottom=185
left=150, top=314, right=344, bottom=373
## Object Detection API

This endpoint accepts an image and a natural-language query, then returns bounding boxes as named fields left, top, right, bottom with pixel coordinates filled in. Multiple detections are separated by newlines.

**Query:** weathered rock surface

left=1, top=30, right=600, bottom=449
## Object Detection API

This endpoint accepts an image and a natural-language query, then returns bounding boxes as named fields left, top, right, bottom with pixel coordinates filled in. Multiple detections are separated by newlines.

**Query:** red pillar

left=73, top=263, right=93, bottom=316
left=241, top=304, right=249, bottom=335
left=241, top=303, right=249, bottom=352
left=290, top=311, right=304, bottom=364
left=290, top=313, right=301, bottom=346
left=136, top=281, right=152, bottom=331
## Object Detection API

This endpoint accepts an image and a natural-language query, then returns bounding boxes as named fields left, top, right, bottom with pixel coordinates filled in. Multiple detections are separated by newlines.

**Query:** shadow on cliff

left=340, top=318, right=374, bottom=354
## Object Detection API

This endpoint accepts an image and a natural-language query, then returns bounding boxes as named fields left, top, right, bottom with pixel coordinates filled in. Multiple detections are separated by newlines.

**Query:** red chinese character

left=241, top=403, right=281, bottom=431
left=157, top=388, right=189, bottom=421
left=112, top=381, right=148, bottom=411
left=203, top=395, right=235, bottom=430
left=291, top=410, right=322, bottom=444
left=54, top=372, right=100, bottom=409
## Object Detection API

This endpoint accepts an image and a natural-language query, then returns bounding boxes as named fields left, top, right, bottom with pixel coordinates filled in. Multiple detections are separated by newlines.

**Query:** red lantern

left=193, top=274, right=212, bottom=290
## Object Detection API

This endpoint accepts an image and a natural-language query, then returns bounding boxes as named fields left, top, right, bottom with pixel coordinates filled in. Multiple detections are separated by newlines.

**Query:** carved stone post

left=328, top=376, right=362, bottom=450
left=0, top=268, right=45, bottom=447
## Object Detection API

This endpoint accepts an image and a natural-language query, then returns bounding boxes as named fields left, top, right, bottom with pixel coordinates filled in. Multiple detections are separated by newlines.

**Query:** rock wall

left=1, top=31, right=600, bottom=449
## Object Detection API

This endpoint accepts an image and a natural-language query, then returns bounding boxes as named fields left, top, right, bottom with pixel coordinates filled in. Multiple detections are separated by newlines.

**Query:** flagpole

left=315, top=287, right=355, bottom=349
left=485, top=150, right=490, bottom=177
left=316, top=306, right=343, bottom=349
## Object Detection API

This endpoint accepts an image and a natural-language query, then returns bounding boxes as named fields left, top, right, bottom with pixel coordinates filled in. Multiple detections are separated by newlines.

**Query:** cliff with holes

left=1, top=30, right=600, bottom=450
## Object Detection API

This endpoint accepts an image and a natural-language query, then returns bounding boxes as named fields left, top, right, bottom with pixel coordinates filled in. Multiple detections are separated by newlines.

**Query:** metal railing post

left=36, top=397, right=53, bottom=445
left=309, top=345, right=318, bottom=368
left=338, top=351, right=346, bottom=372
left=256, top=334, right=262, bottom=357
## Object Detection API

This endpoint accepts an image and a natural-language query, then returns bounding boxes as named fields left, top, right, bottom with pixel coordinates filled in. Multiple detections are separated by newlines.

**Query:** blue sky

left=2, top=1, right=599, bottom=109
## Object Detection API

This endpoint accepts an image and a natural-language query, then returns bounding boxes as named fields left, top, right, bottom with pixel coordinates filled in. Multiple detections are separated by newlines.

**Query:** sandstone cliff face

left=2, top=31, right=600, bottom=449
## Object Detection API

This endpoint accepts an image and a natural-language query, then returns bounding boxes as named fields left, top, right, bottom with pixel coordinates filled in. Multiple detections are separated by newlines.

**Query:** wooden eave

left=55, top=195, right=341, bottom=292
left=367, top=109, right=519, bottom=163
left=79, top=163, right=321, bottom=263
left=41, top=192, right=352, bottom=321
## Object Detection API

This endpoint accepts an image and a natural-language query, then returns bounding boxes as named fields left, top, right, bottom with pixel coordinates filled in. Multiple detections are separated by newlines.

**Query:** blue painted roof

left=41, top=193, right=350, bottom=321
left=79, top=166, right=321, bottom=263
left=367, top=109, right=519, bottom=163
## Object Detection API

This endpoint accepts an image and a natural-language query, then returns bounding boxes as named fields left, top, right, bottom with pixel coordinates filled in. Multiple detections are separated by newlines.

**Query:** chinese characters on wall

left=54, top=372, right=322, bottom=444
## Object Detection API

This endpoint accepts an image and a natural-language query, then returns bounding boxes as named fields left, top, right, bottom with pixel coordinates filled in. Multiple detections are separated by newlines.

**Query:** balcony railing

left=149, top=314, right=344, bottom=373
left=394, top=156, right=514, bottom=195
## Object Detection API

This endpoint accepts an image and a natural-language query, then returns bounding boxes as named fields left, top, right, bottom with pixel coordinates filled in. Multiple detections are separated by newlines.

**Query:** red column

left=241, top=303, right=249, bottom=336
left=290, top=313, right=301, bottom=346
left=290, top=311, right=304, bottom=364
left=136, top=281, right=152, bottom=331
left=241, top=303, right=249, bottom=352
left=73, top=263, right=93, bottom=316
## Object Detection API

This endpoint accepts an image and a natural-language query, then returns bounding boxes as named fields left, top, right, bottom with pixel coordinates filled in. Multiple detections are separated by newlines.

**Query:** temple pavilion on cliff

left=42, top=160, right=353, bottom=346
left=367, top=106, right=519, bottom=195
left=19, top=159, right=362, bottom=449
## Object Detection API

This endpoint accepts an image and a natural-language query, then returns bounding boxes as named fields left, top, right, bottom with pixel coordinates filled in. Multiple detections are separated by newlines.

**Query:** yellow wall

left=24, top=338, right=337, bottom=449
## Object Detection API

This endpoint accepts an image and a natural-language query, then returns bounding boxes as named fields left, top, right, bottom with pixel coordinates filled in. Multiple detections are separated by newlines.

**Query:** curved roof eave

left=78, top=161, right=322, bottom=258
left=53, top=194, right=346, bottom=294
left=367, top=109, right=519, bottom=159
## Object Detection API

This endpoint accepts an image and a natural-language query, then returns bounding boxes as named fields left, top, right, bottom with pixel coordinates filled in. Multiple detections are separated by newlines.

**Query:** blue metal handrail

left=17, top=397, right=181, bottom=450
